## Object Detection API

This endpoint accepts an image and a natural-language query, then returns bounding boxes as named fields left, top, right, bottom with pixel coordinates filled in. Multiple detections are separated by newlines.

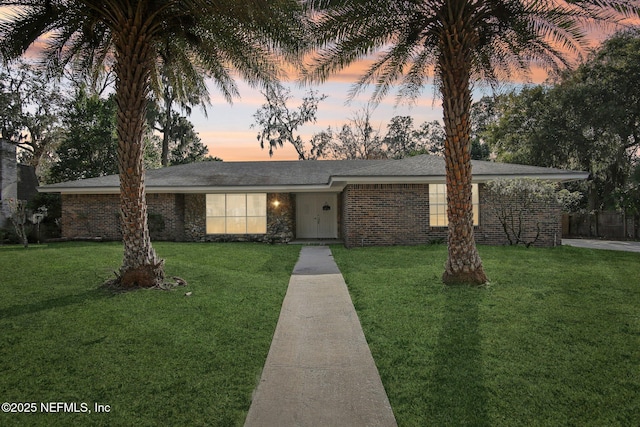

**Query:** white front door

left=296, top=193, right=338, bottom=239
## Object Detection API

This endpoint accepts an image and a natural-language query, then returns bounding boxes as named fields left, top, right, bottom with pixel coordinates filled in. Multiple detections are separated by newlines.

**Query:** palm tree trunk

left=439, top=6, right=487, bottom=285
left=113, top=11, right=164, bottom=288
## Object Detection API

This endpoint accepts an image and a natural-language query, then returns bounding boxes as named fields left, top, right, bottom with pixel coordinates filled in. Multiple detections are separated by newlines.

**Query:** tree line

left=0, top=61, right=215, bottom=185
left=479, top=28, right=640, bottom=215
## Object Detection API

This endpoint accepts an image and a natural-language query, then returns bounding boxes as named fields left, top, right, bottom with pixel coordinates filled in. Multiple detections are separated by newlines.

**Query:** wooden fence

left=562, top=211, right=640, bottom=240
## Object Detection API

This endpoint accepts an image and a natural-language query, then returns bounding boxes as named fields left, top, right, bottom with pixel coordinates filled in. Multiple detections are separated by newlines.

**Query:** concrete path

left=244, top=246, right=397, bottom=427
left=563, top=238, right=640, bottom=253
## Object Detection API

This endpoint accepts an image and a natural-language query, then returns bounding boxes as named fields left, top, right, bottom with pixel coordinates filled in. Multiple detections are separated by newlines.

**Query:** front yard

left=332, top=244, right=640, bottom=426
left=0, top=242, right=300, bottom=426
left=0, top=242, right=638, bottom=426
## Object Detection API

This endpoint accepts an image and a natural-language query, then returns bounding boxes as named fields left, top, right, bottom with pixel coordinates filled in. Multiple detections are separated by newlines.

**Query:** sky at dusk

left=176, top=26, right=623, bottom=162
left=193, top=77, right=446, bottom=162
left=0, top=6, right=628, bottom=163
left=188, top=63, right=554, bottom=162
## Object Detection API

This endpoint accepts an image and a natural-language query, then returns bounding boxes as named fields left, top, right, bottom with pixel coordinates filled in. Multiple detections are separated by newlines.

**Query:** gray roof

left=38, top=155, right=588, bottom=194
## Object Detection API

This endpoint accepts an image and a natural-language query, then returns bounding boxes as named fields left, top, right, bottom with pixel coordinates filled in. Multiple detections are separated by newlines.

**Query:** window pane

left=205, top=193, right=267, bottom=235
left=206, top=217, right=225, bottom=234
left=247, top=194, right=266, bottom=216
left=206, top=194, right=225, bottom=217
left=226, top=194, right=246, bottom=217
left=247, top=216, right=267, bottom=234
left=472, top=184, right=479, bottom=225
left=226, top=217, right=246, bottom=234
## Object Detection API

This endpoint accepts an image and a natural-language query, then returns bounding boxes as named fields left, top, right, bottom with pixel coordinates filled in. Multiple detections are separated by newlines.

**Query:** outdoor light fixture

left=273, top=200, right=281, bottom=208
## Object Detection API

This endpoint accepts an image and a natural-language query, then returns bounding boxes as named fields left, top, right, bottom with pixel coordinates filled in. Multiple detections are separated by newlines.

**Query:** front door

left=296, top=193, right=338, bottom=239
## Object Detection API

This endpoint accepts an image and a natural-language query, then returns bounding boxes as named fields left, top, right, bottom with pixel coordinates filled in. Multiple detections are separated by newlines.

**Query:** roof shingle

left=38, top=155, right=588, bottom=193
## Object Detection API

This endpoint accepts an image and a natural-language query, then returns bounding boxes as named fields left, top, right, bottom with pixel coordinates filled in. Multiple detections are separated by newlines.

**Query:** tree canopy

left=485, top=28, right=640, bottom=211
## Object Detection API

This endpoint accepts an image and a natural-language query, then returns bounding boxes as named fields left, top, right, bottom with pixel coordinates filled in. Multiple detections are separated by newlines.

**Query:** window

left=429, top=184, right=479, bottom=227
left=206, top=193, right=267, bottom=234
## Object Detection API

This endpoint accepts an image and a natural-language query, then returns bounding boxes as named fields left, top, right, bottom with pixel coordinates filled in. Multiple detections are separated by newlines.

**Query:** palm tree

left=305, top=0, right=639, bottom=285
left=0, top=0, right=304, bottom=287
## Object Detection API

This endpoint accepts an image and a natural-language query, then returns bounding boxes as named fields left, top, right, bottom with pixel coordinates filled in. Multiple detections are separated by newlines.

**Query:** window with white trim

left=206, top=193, right=267, bottom=234
left=429, top=184, right=479, bottom=226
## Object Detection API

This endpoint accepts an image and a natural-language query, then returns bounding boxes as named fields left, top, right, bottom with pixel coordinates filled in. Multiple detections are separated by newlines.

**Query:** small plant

left=7, top=198, right=30, bottom=248
left=148, top=212, right=165, bottom=239
left=484, top=179, right=581, bottom=247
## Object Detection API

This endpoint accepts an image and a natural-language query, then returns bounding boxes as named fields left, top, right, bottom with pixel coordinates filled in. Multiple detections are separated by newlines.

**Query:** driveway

left=562, top=238, right=640, bottom=253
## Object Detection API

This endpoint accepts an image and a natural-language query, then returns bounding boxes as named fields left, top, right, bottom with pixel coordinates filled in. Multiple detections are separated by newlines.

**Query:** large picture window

left=206, top=193, right=267, bottom=234
left=429, top=184, right=479, bottom=227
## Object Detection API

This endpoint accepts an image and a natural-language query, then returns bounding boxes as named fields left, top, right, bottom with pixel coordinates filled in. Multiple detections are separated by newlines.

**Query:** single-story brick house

left=38, top=155, right=587, bottom=247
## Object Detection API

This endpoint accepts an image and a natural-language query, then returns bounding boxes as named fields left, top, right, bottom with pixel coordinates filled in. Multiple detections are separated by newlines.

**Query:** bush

left=484, top=178, right=581, bottom=247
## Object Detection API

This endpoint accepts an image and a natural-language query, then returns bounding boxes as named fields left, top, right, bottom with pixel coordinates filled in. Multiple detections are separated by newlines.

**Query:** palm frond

left=304, top=0, right=640, bottom=100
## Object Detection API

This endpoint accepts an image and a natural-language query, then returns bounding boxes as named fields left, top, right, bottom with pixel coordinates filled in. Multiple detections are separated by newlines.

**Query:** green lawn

left=2, top=242, right=639, bottom=426
left=331, top=244, right=640, bottom=426
left=0, top=242, right=300, bottom=427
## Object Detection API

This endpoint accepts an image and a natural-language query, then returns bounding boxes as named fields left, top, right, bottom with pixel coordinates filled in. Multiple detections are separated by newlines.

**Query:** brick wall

left=342, top=183, right=561, bottom=248
left=61, top=193, right=185, bottom=241
left=61, top=185, right=562, bottom=247
left=342, top=184, right=434, bottom=247
left=184, top=194, right=205, bottom=241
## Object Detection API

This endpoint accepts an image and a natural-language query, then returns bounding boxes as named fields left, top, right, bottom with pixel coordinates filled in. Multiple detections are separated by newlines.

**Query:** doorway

left=296, top=193, right=338, bottom=239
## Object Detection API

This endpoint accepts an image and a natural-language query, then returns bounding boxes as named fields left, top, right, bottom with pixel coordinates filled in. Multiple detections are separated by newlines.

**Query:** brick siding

left=342, top=183, right=561, bottom=248
left=477, top=185, right=562, bottom=247
left=342, top=184, right=434, bottom=247
left=60, top=185, right=561, bottom=247
left=61, top=193, right=184, bottom=241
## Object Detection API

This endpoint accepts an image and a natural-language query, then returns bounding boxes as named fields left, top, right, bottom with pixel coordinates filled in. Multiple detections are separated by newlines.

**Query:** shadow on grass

left=430, top=287, right=490, bottom=426
left=0, top=288, right=110, bottom=319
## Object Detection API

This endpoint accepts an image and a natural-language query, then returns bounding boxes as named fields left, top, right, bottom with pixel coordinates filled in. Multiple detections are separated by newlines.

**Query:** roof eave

left=37, top=183, right=345, bottom=195
left=332, top=172, right=589, bottom=185
left=473, top=172, right=590, bottom=183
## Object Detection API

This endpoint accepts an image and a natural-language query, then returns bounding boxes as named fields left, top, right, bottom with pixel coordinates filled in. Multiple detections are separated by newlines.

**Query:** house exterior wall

left=477, top=185, right=562, bottom=247
left=342, top=184, right=434, bottom=247
left=341, top=183, right=561, bottom=248
left=59, top=184, right=561, bottom=247
left=61, top=193, right=185, bottom=241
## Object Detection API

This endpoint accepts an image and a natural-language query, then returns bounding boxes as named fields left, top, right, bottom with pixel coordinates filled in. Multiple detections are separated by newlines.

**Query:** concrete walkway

left=563, top=238, right=640, bottom=253
left=244, top=246, right=397, bottom=427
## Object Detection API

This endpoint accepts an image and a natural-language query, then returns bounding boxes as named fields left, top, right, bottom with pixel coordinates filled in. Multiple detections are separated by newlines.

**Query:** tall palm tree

left=0, top=0, right=304, bottom=287
left=305, top=0, right=639, bottom=285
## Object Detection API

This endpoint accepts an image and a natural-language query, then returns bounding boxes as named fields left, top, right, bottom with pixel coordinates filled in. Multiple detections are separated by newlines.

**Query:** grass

left=331, top=244, right=640, bottom=427
left=0, top=242, right=300, bottom=427
left=2, top=241, right=639, bottom=426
